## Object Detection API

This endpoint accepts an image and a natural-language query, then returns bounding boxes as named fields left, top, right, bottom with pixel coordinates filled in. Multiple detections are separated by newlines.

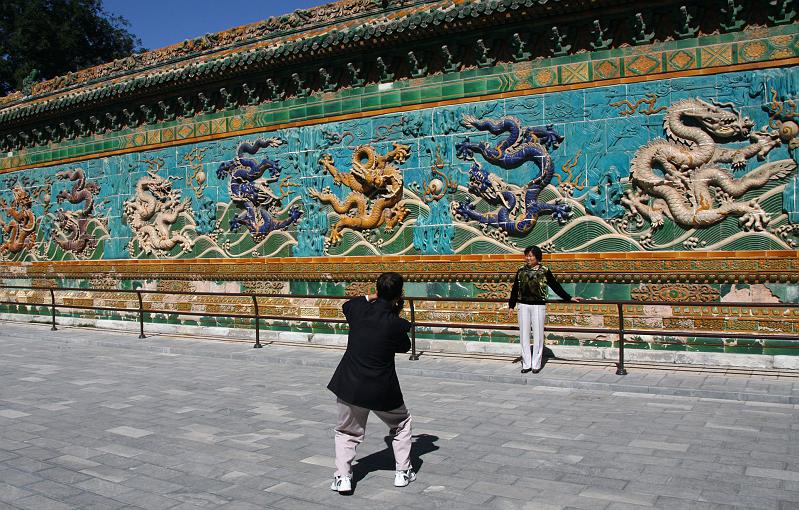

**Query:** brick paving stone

left=558, top=474, right=630, bottom=491
left=74, top=476, right=136, bottom=498
left=166, top=504, right=205, bottom=510
left=0, top=481, right=32, bottom=503
left=603, top=504, right=658, bottom=510
left=61, top=491, right=130, bottom=509
left=268, top=498, right=328, bottom=510
left=0, top=467, right=43, bottom=487
left=110, top=490, right=182, bottom=510
left=24, top=479, right=84, bottom=500
left=12, top=494, right=77, bottom=510
left=36, top=466, right=93, bottom=484
left=514, top=492, right=613, bottom=509
left=747, top=466, right=799, bottom=482
left=210, top=484, right=285, bottom=506
left=699, top=489, right=779, bottom=508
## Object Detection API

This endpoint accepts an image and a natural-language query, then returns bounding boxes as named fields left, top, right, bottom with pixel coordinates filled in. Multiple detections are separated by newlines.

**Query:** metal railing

left=2, top=284, right=799, bottom=375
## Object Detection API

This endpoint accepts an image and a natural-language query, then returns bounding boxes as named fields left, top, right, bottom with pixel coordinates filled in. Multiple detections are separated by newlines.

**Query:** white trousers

left=517, top=303, right=546, bottom=370
left=333, top=398, right=413, bottom=477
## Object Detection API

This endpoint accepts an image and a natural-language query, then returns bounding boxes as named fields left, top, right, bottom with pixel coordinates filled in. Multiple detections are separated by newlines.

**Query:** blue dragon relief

left=453, top=115, right=571, bottom=235
left=216, top=138, right=302, bottom=238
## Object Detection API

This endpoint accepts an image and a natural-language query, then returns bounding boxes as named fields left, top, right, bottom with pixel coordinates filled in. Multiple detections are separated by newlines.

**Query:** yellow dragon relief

left=309, top=143, right=410, bottom=245
left=0, top=184, right=37, bottom=255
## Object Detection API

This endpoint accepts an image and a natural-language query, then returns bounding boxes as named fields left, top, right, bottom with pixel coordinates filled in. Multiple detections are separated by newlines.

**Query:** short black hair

left=524, top=245, right=543, bottom=260
left=376, top=272, right=404, bottom=301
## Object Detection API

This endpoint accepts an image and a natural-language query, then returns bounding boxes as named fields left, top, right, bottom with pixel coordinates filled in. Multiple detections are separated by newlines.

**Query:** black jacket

left=508, top=264, right=571, bottom=308
left=327, top=296, right=411, bottom=411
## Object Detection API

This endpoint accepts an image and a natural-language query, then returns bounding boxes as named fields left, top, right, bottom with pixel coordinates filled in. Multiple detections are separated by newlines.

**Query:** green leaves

left=0, top=0, right=141, bottom=95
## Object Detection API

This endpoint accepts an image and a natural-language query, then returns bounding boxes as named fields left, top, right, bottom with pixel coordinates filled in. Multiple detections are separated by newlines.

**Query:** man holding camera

left=328, top=272, right=415, bottom=494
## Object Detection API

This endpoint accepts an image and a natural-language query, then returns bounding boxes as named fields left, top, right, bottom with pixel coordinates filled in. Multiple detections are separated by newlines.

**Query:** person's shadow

left=350, top=433, right=439, bottom=488
left=512, top=346, right=560, bottom=369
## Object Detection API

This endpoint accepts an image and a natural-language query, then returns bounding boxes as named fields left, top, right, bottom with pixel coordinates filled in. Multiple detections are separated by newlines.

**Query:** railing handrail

left=2, top=283, right=799, bottom=375
left=2, top=284, right=799, bottom=309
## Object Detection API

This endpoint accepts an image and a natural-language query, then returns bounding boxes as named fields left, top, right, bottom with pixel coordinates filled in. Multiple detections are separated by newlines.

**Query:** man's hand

left=507, top=307, right=515, bottom=319
left=571, top=296, right=584, bottom=302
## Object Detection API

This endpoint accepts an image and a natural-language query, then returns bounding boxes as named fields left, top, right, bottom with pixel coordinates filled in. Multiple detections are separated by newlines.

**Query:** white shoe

left=330, top=474, right=352, bottom=493
left=394, top=469, right=416, bottom=487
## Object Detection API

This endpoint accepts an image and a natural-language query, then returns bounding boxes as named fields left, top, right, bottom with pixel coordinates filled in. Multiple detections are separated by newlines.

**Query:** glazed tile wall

left=1, top=67, right=797, bottom=264
left=1, top=23, right=798, bottom=356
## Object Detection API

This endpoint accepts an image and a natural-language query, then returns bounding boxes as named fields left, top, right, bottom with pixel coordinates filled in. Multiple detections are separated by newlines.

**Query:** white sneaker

left=394, top=469, right=416, bottom=487
left=330, top=474, right=352, bottom=493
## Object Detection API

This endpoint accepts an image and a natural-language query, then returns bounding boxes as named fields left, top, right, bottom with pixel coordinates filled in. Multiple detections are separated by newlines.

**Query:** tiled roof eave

left=0, top=0, right=639, bottom=124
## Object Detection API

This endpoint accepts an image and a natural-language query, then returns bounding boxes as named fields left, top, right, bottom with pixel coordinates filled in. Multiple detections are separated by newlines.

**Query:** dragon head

left=467, top=163, right=494, bottom=197
left=531, top=124, right=564, bottom=150
left=216, top=159, right=238, bottom=179
left=85, top=182, right=100, bottom=195
left=146, top=175, right=174, bottom=201
left=671, top=98, right=754, bottom=141
left=11, top=185, right=32, bottom=208
left=53, top=209, right=69, bottom=228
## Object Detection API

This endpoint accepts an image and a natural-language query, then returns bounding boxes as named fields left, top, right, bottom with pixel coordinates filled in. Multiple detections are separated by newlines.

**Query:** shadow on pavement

left=512, top=345, right=561, bottom=368
left=351, top=433, right=439, bottom=486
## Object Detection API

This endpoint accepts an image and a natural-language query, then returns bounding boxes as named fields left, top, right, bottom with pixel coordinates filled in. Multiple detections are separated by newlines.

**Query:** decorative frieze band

left=2, top=251, right=797, bottom=284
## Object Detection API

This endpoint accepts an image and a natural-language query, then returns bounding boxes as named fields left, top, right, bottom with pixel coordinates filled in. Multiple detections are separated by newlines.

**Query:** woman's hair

left=376, top=272, right=404, bottom=301
left=524, top=245, right=543, bottom=260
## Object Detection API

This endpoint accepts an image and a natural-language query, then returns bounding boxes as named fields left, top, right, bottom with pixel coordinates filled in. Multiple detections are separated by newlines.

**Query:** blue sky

left=104, top=0, right=330, bottom=51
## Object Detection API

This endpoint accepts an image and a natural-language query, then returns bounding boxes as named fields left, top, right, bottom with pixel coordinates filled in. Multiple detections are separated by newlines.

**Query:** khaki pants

left=334, top=398, right=413, bottom=477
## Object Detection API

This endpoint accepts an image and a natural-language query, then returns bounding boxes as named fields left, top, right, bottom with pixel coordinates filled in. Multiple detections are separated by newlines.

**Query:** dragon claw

left=551, top=204, right=572, bottom=223
left=455, top=201, right=476, bottom=216
left=328, top=229, right=343, bottom=245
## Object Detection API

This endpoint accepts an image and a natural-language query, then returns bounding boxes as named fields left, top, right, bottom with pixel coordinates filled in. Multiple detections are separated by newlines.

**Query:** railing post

left=252, top=295, right=262, bottom=348
left=49, top=288, right=57, bottom=331
left=136, top=290, right=146, bottom=339
left=616, top=302, right=627, bottom=375
left=409, top=298, right=419, bottom=360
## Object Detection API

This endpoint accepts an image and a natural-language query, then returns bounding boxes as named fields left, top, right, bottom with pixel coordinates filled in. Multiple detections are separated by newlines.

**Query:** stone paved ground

left=1, top=322, right=799, bottom=510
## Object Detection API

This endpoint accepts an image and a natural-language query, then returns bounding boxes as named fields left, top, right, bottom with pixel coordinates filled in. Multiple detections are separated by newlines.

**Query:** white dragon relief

left=123, top=169, right=194, bottom=256
left=622, top=98, right=796, bottom=231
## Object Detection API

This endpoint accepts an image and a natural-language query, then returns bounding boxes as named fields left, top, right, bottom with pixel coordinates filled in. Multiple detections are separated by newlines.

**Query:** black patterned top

left=508, top=264, right=571, bottom=308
